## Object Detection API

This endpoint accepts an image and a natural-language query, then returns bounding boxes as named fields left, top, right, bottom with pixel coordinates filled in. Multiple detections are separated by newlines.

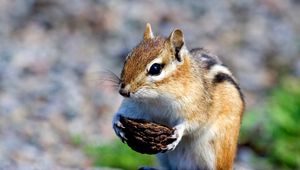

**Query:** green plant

left=240, top=77, right=300, bottom=169
left=85, top=140, right=156, bottom=170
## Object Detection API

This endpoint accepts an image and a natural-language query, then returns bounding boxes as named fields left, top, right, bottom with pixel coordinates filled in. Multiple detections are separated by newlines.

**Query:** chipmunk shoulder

left=113, top=23, right=244, bottom=170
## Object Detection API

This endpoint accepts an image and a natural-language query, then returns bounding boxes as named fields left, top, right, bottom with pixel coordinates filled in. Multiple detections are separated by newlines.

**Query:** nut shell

left=119, top=116, right=176, bottom=154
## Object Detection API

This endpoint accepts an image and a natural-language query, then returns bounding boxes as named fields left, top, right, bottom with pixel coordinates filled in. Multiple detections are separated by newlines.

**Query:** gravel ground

left=0, top=0, right=299, bottom=169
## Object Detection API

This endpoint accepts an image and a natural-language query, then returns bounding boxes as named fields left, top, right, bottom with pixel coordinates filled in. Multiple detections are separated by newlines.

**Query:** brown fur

left=121, top=37, right=165, bottom=86
left=211, top=83, right=244, bottom=170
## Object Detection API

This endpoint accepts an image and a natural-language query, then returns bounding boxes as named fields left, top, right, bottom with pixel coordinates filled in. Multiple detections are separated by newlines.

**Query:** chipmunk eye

left=148, top=63, right=164, bottom=76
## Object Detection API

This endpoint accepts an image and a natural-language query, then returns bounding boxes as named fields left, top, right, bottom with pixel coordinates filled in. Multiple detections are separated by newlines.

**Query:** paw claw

left=119, top=132, right=127, bottom=140
left=171, top=131, right=179, bottom=139
left=166, top=144, right=176, bottom=151
left=113, top=116, right=128, bottom=142
left=116, top=121, right=125, bottom=128
left=166, top=138, right=180, bottom=151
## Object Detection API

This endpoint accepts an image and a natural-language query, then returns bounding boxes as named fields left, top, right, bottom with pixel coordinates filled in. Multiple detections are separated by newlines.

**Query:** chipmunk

left=113, top=23, right=244, bottom=170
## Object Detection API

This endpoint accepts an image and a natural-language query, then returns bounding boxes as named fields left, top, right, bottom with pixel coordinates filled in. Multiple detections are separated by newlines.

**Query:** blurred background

left=0, top=0, right=299, bottom=169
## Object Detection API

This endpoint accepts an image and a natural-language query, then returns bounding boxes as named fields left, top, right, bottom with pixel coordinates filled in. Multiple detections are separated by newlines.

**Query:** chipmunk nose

left=119, top=89, right=130, bottom=97
left=119, top=83, right=130, bottom=97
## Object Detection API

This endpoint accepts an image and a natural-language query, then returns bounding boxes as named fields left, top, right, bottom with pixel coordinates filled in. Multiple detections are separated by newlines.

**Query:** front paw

left=113, top=115, right=127, bottom=142
left=165, top=123, right=185, bottom=151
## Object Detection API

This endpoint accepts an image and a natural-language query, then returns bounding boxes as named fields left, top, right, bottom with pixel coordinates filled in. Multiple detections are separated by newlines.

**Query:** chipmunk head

left=119, top=23, right=190, bottom=99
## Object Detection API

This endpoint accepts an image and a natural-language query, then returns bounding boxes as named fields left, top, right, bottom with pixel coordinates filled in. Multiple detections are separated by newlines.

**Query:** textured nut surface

left=119, top=116, right=176, bottom=154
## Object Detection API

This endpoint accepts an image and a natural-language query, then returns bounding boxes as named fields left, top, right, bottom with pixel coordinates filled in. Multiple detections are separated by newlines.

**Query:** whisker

left=85, top=69, right=121, bottom=91
left=100, top=69, right=121, bottom=82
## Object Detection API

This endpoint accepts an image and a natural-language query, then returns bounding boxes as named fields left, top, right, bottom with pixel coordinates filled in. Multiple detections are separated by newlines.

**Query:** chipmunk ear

left=169, top=29, right=185, bottom=62
left=143, top=23, right=154, bottom=40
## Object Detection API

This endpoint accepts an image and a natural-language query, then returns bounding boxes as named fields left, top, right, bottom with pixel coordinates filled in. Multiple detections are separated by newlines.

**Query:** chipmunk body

left=113, top=23, right=244, bottom=170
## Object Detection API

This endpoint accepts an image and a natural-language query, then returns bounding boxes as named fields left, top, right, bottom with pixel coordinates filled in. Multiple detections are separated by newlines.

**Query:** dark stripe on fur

left=190, top=48, right=220, bottom=70
left=202, top=54, right=218, bottom=69
left=190, top=47, right=205, bottom=53
left=213, top=73, right=244, bottom=104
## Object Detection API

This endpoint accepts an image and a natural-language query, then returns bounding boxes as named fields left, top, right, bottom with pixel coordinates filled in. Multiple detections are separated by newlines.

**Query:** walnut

left=119, top=116, right=176, bottom=154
